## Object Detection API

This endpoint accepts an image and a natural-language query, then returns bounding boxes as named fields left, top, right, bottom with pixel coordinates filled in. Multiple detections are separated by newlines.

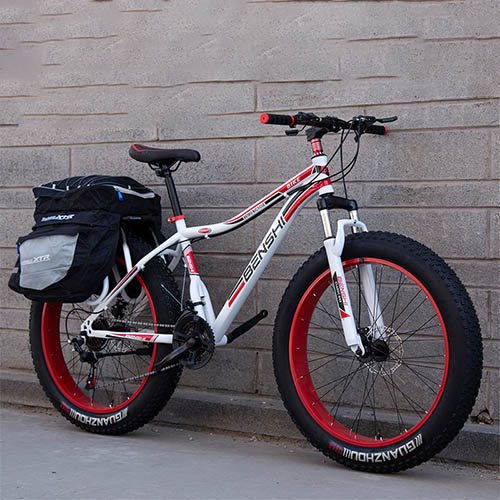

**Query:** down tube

left=213, top=206, right=301, bottom=344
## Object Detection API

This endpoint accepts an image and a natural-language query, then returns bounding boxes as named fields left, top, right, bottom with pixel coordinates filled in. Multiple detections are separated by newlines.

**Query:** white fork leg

left=358, top=263, right=386, bottom=340
left=320, top=213, right=367, bottom=354
left=350, top=211, right=386, bottom=340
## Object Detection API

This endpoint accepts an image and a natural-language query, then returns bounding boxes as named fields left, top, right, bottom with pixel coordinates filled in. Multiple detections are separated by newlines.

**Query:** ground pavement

left=0, top=406, right=498, bottom=500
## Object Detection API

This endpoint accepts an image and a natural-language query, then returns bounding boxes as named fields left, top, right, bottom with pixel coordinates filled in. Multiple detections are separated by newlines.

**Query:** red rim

left=41, top=273, right=158, bottom=414
left=289, top=258, right=450, bottom=447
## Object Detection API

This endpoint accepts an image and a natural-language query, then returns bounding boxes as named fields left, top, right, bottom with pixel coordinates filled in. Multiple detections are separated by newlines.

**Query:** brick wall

left=1, top=0, right=498, bottom=422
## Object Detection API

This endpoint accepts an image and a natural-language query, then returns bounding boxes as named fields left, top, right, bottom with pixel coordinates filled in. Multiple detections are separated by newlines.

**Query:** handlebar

left=259, top=112, right=397, bottom=136
left=365, top=124, right=387, bottom=136
left=260, top=113, right=296, bottom=126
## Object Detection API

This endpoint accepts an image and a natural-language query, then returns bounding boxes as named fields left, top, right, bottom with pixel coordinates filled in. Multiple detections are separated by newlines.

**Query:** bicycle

left=27, top=111, right=483, bottom=473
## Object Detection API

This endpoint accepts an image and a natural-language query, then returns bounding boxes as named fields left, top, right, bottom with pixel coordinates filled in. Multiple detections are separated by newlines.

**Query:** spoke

left=309, top=321, right=343, bottom=334
left=308, top=350, right=352, bottom=364
left=402, top=361, right=445, bottom=371
left=66, top=353, right=80, bottom=372
left=308, top=332, right=351, bottom=351
left=399, top=363, right=440, bottom=394
left=352, top=367, right=371, bottom=434
left=111, top=355, right=130, bottom=398
left=330, top=356, right=359, bottom=418
left=381, top=374, right=407, bottom=434
left=391, top=294, right=427, bottom=332
left=306, top=352, right=348, bottom=377
left=352, top=366, right=382, bottom=435
left=398, top=323, right=440, bottom=336
left=114, top=354, right=138, bottom=378
left=390, top=272, right=405, bottom=326
left=368, top=271, right=409, bottom=331
left=75, top=363, right=85, bottom=391
left=395, top=316, right=439, bottom=350
left=316, top=298, right=342, bottom=328
left=131, top=349, right=144, bottom=378
left=385, top=372, right=427, bottom=416
left=366, top=369, right=381, bottom=439
left=314, top=362, right=363, bottom=394
left=98, top=360, right=114, bottom=404
left=398, top=333, right=442, bottom=340
left=318, top=362, right=366, bottom=405
left=401, top=355, right=445, bottom=360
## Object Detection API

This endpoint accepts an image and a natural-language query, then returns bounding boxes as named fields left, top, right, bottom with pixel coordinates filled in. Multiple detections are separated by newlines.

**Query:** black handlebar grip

left=366, top=124, right=388, bottom=136
left=260, top=113, right=295, bottom=126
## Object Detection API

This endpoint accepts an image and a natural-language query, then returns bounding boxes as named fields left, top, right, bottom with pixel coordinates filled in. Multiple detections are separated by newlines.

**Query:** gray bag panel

left=19, top=234, right=79, bottom=290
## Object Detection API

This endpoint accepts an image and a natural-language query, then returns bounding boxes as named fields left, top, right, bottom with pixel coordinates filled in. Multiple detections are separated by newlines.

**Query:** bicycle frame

left=82, top=147, right=384, bottom=354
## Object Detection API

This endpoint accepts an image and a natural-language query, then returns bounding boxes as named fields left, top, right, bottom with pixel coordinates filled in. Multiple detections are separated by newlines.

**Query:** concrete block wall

left=1, top=0, right=498, bottom=423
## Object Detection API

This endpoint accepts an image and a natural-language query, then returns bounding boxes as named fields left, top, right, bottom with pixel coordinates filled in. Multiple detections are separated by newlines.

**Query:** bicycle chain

left=110, top=317, right=176, bottom=330
left=92, top=317, right=178, bottom=389
left=95, top=362, right=180, bottom=390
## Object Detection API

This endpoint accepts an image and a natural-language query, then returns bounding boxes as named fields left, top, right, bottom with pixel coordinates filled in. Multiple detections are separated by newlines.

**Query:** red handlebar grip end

left=260, top=113, right=270, bottom=124
left=384, top=125, right=389, bottom=135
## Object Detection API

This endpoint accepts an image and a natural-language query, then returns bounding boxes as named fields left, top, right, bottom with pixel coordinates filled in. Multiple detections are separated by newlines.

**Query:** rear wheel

left=30, top=234, right=182, bottom=434
left=273, top=231, right=482, bottom=472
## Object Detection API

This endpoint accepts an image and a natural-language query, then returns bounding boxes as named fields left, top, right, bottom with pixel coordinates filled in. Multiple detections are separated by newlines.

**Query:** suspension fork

left=318, top=198, right=386, bottom=354
left=309, top=137, right=363, bottom=354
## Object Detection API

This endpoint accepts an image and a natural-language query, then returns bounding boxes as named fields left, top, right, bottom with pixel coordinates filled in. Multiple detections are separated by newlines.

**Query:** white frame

left=82, top=153, right=380, bottom=354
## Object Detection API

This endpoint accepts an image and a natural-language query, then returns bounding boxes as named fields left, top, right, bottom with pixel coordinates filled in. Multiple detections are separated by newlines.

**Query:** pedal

left=226, top=310, right=268, bottom=344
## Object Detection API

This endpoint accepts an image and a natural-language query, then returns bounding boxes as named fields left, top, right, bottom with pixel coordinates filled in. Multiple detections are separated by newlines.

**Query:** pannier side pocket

left=9, top=210, right=121, bottom=303
left=19, top=233, right=79, bottom=290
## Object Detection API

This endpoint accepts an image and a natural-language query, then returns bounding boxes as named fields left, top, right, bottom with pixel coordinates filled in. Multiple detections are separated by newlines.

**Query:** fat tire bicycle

left=29, top=112, right=483, bottom=473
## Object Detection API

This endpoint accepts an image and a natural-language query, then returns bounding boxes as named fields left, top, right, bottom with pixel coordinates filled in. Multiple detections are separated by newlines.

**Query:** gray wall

left=1, top=0, right=498, bottom=422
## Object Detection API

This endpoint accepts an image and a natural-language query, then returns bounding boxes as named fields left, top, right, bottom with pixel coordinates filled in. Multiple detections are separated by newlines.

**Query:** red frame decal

left=183, top=247, right=199, bottom=274
left=225, top=165, right=315, bottom=224
left=228, top=279, right=245, bottom=307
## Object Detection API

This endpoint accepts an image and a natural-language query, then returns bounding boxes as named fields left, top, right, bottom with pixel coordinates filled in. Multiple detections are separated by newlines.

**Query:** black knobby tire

left=273, top=231, right=482, bottom=472
left=30, top=234, right=182, bottom=434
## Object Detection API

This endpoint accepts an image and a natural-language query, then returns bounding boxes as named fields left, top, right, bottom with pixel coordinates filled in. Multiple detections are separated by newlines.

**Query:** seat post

left=162, top=169, right=183, bottom=217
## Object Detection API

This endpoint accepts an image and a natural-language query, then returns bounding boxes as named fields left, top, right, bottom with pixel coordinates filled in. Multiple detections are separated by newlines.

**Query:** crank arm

left=155, top=337, right=197, bottom=370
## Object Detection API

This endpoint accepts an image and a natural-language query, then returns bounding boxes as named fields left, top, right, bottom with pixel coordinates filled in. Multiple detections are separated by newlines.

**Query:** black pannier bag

left=8, top=176, right=162, bottom=303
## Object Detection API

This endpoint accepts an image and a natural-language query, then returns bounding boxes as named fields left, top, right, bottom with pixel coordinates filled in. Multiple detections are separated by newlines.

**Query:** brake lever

left=377, top=116, right=398, bottom=123
left=296, top=112, right=320, bottom=124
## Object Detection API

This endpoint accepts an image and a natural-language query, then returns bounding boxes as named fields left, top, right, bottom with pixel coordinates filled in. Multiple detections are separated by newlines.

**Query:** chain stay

left=91, top=316, right=177, bottom=389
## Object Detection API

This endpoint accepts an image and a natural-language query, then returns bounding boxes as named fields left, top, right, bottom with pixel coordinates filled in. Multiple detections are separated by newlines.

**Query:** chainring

left=172, top=311, right=215, bottom=370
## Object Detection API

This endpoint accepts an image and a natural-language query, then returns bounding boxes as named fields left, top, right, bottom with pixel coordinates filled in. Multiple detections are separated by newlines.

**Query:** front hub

left=356, top=326, right=404, bottom=376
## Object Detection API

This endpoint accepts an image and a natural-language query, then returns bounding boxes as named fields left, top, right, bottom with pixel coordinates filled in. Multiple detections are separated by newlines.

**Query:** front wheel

left=273, top=231, right=482, bottom=472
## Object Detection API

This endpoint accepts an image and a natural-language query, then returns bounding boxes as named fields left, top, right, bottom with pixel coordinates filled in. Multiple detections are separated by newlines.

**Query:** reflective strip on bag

left=19, top=234, right=79, bottom=290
